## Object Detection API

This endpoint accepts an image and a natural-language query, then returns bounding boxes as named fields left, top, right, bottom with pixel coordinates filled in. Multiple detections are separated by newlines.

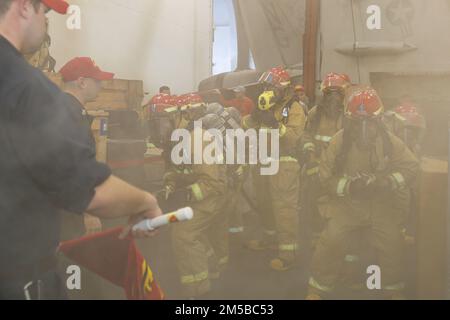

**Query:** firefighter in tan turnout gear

left=301, top=73, right=350, bottom=241
left=243, top=67, right=306, bottom=271
left=164, top=99, right=227, bottom=299
left=384, top=104, right=426, bottom=245
left=306, top=87, right=419, bottom=300
left=201, top=104, right=245, bottom=279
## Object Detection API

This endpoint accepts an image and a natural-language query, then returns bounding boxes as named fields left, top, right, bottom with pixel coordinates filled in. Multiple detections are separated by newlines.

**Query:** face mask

left=352, top=119, right=378, bottom=150
left=324, top=91, right=344, bottom=117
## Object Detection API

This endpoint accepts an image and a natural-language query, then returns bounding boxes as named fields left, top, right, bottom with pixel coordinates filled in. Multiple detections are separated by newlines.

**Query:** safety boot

left=269, top=257, right=296, bottom=271
left=305, top=286, right=325, bottom=300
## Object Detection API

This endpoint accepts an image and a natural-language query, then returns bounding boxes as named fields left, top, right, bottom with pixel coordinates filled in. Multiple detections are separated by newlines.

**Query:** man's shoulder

left=0, top=44, right=61, bottom=100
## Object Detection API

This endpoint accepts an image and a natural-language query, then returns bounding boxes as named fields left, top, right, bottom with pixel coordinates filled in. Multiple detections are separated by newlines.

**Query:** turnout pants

left=252, top=159, right=301, bottom=261
left=310, top=201, right=406, bottom=293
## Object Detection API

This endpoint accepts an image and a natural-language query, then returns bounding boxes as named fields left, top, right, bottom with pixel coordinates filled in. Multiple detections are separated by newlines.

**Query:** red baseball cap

left=59, top=57, right=115, bottom=82
left=42, top=0, right=70, bottom=14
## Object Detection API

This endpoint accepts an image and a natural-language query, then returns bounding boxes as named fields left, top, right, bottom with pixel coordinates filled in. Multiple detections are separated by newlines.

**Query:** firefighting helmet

left=345, top=87, right=384, bottom=120
left=175, top=95, right=188, bottom=107
left=294, top=84, right=305, bottom=93
left=258, top=67, right=291, bottom=88
left=394, top=105, right=426, bottom=129
left=321, top=73, right=349, bottom=93
left=179, top=93, right=205, bottom=111
left=258, top=91, right=277, bottom=111
left=149, top=94, right=175, bottom=113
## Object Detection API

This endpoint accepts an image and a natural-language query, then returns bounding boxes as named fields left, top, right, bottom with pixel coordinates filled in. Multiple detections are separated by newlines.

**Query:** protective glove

left=259, top=111, right=279, bottom=129
left=373, top=175, right=392, bottom=191
left=348, top=173, right=377, bottom=199
left=252, top=109, right=279, bottom=129
left=303, top=160, right=320, bottom=177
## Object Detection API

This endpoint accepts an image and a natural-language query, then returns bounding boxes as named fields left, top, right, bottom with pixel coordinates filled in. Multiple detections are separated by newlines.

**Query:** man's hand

left=373, top=174, right=392, bottom=191
left=348, top=173, right=377, bottom=199
left=84, top=214, right=102, bottom=235
left=253, top=109, right=279, bottom=128
left=119, top=193, right=163, bottom=239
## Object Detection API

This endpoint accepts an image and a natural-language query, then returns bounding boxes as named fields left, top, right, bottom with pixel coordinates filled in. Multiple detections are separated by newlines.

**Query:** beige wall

left=47, top=0, right=213, bottom=100
left=320, top=0, right=450, bottom=83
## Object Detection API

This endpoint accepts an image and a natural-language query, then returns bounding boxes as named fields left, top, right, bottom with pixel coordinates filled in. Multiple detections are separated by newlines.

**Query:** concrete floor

left=60, top=170, right=416, bottom=300
left=141, top=212, right=310, bottom=300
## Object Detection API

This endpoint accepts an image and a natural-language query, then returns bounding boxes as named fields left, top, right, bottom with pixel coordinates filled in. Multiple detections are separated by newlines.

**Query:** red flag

left=58, top=227, right=164, bottom=300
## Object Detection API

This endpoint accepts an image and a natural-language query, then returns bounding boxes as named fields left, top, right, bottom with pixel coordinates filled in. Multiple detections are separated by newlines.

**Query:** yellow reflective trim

left=306, top=166, right=319, bottom=176
left=279, top=124, right=287, bottom=137
left=242, top=117, right=251, bottom=130
left=314, top=135, right=332, bottom=143
left=164, top=107, right=178, bottom=113
left=218, top=256, right=229, bottom=265
left=391, top=172, right=406, bottom=189
left=189, top=183, right=204, bottom=201
left=229, top=227, right=244, bottom=233
left=280, top=156, right=298, bottom=163
left=303, top=142, right=315, bottom=152
left=383, top=282, right=405, bottom=291
left=190, top=103, right=204, bottom=109
left=344, top=254, right=360, bottom=263
left=279, top=244, right=297, bottom=251
left=309, top=277, right=333, bottom=293
left=181, top=271, right=209, bottom=284
left=337, top=177, right=349, bottom=197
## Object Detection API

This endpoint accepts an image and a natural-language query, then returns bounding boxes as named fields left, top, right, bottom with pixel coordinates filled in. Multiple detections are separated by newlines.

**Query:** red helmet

left=259, top=67, right=291, bottom=88
left=321, top=73, right=349, bottom=92
left=394, top=105, right=426, bottom=129
left=175, top=95, right=188, bottom=107
left=345, top=88, right=384, bottom=119
left=294, top=84, right=305, bottom=93
left=149, top=93, right=175, bottom=113
left=180, top=93, right=205, bottom=110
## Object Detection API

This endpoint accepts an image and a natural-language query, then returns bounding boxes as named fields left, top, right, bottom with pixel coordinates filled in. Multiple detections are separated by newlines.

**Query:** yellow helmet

left=258, top=91, right=276, bottom=111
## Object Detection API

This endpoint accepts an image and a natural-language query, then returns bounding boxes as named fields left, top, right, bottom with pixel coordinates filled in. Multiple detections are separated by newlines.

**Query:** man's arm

left=8, top=83, right=162, bottom=237
left=86, top=175, right=160, bottom=220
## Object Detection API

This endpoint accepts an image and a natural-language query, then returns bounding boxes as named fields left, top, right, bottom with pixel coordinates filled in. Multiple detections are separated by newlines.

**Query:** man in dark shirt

left=59, top=57, right=114, bottom=236
left=0, top=0, right=162, bottom=300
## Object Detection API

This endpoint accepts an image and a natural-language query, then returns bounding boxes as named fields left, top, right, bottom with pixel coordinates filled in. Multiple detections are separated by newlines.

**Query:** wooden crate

left=86, top=79, right=144, bottom=113
left=43, top=72, right=144, bottom=113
